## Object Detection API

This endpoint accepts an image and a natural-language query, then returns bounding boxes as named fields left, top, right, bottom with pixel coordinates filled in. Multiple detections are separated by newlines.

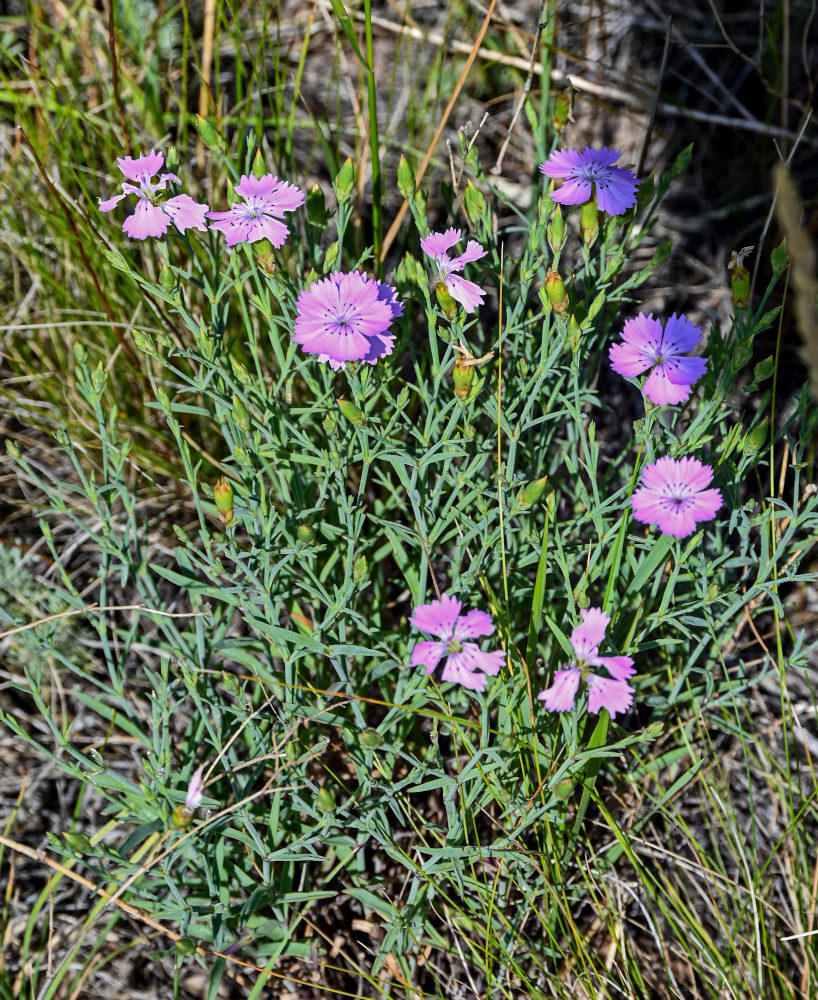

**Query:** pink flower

left=631, top=456, right=723, bottom=538
left=99, top=150, right=209, bottom=239
left=420, top=229, right=487, bottom=313
left=207, top=173, right=305, bottom=247
left=609, top=313, right=707, bottom=406
left=293, top=271, right=402, bottom=368
left=539, top=146, right=639, bottom=215
left=537, top=608, right=635, bottom=718
left=184, top=765, right=204, bottom=811
left=410, top=594, right=505, bottom=692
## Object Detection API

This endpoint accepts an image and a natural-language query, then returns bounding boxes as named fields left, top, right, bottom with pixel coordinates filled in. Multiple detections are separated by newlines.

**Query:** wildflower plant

left=3, top=61, right=818, bottom=1000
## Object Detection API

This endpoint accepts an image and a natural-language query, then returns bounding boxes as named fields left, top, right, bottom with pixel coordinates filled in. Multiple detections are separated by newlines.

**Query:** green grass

left=1, top=3, right=818, bottom=999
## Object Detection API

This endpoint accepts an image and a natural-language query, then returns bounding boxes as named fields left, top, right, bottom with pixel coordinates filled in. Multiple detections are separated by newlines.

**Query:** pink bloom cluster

left=99, top=150, right=209, bottom=239
left=409, top=594, right=505, bottom=692
left=537, top=608, right=635, bottom=718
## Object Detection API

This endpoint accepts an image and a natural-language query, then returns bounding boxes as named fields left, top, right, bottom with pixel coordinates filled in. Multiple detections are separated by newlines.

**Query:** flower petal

left=409, top=594, right=462, bottom=637
left=122, top=199, right=169, bottom=239
left=537, top=668, right=581, bottom=712
left=445, top=274, right=485, bottom=313
left=411, top=640, right=447, bottom=674
left=162, top=194, right=209, bottom=233
left=420, top=228, right=462, bottom=258
left=570, top=607, right=609, bottom=660
left=587, top=676, right=634, bottom=717
left=454, top=609, right=495, bottom=639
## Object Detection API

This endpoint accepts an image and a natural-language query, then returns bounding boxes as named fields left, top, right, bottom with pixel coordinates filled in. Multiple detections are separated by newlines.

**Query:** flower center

left=446, top=637, right=463, bottom=654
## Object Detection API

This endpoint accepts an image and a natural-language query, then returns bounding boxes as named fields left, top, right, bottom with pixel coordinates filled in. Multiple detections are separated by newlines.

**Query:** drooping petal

left=98, top=191, right=127, bottom=213
left=537, top=668, right=581, bottom=712
left=123, top=199, right=169, bottom=239
left=409, top=594, right=462, bottom=637
left=587, top=676, right=634, bottom=717
left=447, top=240, right=488, bottom=271
left=411, top=640, right=447, bottom=674
left=445, top=274, right=485, bottom=313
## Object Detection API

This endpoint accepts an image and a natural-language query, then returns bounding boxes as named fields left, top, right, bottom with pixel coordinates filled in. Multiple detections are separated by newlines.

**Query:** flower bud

left=397, top=155, right=415, bottom=200
left=552, top=90, right=571, bottom=133
left=728, top=246, right=753, bottom=309
left=516, top=356, right=529, bottom=378
left=232, top=394, right=251, bottom=433
left=515, top=476, right=550, bottom=510
left=463, top=180, right=487, bottom=226
left=545, top=269, right=568, bottom=313
left=434, top=282, right=458, bottom=319
left=580, top=200, right=598, bottom=246
left=568, top=314, right=582, bottom=352
left=452, top=356, right=476, bottom=399
left=547, top=204, right=566, bottom=254
left=337, top=398, right=366, bottom=427
left=353, top=554, right=367, bottom=583
left=171, top=804, right=193, bottom=829
left=251, top=147, right=266, bottom=178
left=214, top=477, right=234, bottom=526
left=322, top=412, right=337, bottom=435
left=195, top=115, right=226, bottom=153
left=333, top=156, right=354, bottom=205
left=306, top=182, right=329, bottom=228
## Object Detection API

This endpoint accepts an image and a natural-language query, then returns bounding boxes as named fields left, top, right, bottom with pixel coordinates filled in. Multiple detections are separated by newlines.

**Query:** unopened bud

left=333, top=156, right=354, bottom=204
left=568, top=314, right=582, bottom=352
left=547, top=204, right=566, bottom=254
left=515, top=476, right=550, bottom=510
left=232, top=394, right=251, bottom=433
left=452, top=356, right=476, bottom=399
left=306, top=182, right=329, bottom=228
left=397, top=155, right=415, bottom=200
left=337, top=398, right=366, bottom=426
left=251, top=148, right=266, bottom=178
left=580, top=200, right=598, bottom=246
left=353, top=554, right=367, bottom=583
left=545, top=269, right=568, bottom=313
left=434, top=282, right=458, bottom=319
left=552, top=90, right=571, bottom=133
left=463, top=180, right=487, bottom=226
left=214, top=477, right=234, bottom=526
left=297, top=523, right=315, bottom=544
left=728, top=246, right=753, bottom=309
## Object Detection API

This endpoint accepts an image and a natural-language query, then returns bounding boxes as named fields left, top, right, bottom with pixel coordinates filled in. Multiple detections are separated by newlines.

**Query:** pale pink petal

left=411, top=640, right=447, bottom=674
left=448, top=240, right=487, bottom=270
left=116, top=150, right=164, bottom=182
left=643, top=367, right=695, bottom=406
left=162, top=194, right=209, bottom=233
left=441, top=657, right=486, bottom=691
left=185, top=765, right=204, bottom=810
left=587, top=676, right=634, bottom=717
left=421, top=228, right=462, bottom=258
left=596, top=655, right=635, bottom=680
left=539, top=148, right=585, bottom=179
left=570, top=607, right=610, bottom=658
left=445, top=275, right=485, bottom=313
left=609, top=341, right=654, bottom=378
left=98, top=192, right=127, bottom=212
left=537, top=668, right=581, bottom=712
left=455, top=609, right=494, bottom=639
left=409, top=594, right=462, bottom=637
left=123, top=199, right=169, bottom=239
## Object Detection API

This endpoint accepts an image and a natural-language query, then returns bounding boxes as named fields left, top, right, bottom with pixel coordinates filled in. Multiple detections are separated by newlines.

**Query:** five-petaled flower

left=410, top=594, right=505, bottom=692
left=293, top=271, right=403, bottom=368
left=609, top=313, right=707, bottom=406
left=99, top=150, right=209, bottom=239
left=631, top=456, right=723, bottom=538
left=207, top=173, right=305, bottom=247
left=539, top=147, right=639, bottom=216
left=537, top=608, right=635, bottom=718
left=420, top=229, right=487, bottom=313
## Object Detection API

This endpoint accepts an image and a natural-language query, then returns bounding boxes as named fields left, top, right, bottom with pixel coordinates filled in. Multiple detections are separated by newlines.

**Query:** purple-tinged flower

left=293, top=271, right=402, bottom=368
left=99, top=150, right=209, bottom=239
left=420, top=229, right=487, bottom=313
left=185, top=765, right=204, bottom=811
left=410, top=594, right=505, bottom=692
left=537, top=608, right=635, bottom=718
left=631, top=456, right=723, bottom=538
left=539, top=146, right=639, bottom=216
left=609, top=313, right=707, bottom=406
left=207, top=173, right=305, bottom=247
